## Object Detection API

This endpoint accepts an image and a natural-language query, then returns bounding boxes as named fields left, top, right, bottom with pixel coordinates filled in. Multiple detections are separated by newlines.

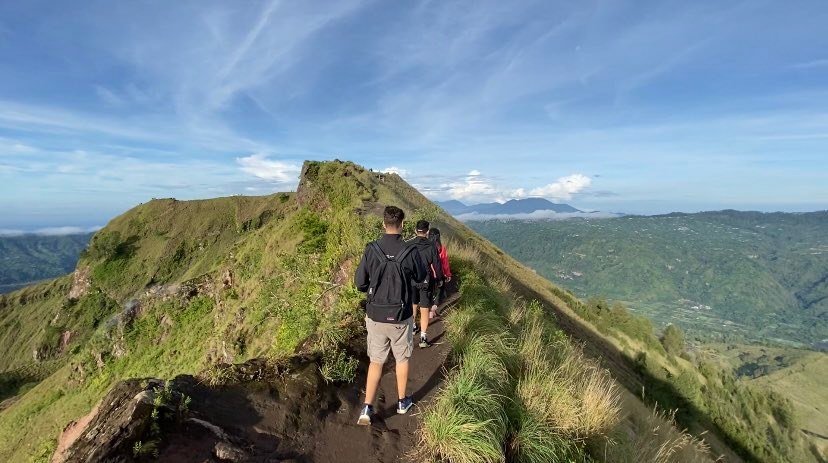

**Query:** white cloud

left=456, top=210, right=622, bottom=221
left=382, top=166, right=408, bottom=177
left=790, top=58, right=828, bottom=70
left=35, top=226, right=101, bottom=235
left=514, top=174, right=592, bottom=200
left=236, top=153, right=301, bottom=183
left=443, top=170, right=499, bottom=200
left=430, top=170, right=592, bottom=203
left=95, top=85, right=124, bottom=106
left=0, top=226, right=101, bottom=236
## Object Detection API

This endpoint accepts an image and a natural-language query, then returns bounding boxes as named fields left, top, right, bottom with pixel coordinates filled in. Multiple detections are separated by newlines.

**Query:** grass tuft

left=421, top=395, right=505, bottom=463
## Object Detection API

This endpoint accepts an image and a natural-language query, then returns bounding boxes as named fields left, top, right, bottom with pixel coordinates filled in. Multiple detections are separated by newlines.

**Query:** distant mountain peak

left=437, top=198, right=580, bottom=215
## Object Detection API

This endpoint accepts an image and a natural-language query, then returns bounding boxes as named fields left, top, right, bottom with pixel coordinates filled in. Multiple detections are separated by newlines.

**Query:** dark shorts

left=412, top=281, right=435, bottom=308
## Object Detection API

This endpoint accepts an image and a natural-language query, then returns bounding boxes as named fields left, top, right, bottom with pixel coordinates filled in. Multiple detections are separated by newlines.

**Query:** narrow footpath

left=311, top=293, right=459, bottom=462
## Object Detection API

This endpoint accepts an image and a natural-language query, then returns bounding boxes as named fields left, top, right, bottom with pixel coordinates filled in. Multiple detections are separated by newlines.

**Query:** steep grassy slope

left=704, top=343, right=828, bottom=458
left=0, top=161, right=814, bottom=462
left=0, top=233, right=92, bottom=293
left=0, top=164, right=372, bottom=461
left=754, top=352, right=828, bottom=458
left=469, top=212, right=828, bottom=347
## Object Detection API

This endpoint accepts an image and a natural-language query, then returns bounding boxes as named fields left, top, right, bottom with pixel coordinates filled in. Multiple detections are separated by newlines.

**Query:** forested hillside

left=469, top=211, right=828, bottom=347
left=0, top=233, right=93, bottom=293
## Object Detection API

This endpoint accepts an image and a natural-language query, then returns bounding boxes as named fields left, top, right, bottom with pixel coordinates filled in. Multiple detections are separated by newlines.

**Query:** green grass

left=420, top=251, right=621, bottom=462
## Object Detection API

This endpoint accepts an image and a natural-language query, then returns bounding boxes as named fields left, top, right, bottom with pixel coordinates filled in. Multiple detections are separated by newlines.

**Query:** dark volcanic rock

left=56, top=379, right=158, bottom=462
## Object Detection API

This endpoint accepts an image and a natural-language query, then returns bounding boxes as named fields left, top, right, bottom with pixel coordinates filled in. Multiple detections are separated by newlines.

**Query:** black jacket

left=355, top=234, right=426, bottom=317
left=406, top=235, right=444, bottom=282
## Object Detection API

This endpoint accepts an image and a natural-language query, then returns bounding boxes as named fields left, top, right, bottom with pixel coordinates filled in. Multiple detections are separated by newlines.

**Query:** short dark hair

left=383, top=206, right=405, bottom=228
left=416, top=220, right=430, bottom=232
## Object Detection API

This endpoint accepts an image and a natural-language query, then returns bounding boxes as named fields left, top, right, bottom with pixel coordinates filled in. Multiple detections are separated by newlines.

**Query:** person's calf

left=419, top=307, right=430, bottom=336
left=395, top=360, right=414, bottom=415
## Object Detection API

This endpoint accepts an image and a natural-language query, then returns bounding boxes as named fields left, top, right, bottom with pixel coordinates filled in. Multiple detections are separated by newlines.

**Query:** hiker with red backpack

left=354, top=206, right=427, bottom=425
left=406, top=220, right=443, bottom=348
left=428, top=227, right=452, bottom=309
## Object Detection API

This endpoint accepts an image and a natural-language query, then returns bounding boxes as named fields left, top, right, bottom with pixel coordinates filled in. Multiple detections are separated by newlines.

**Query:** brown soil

left=52, top=402, right=100, bottom=463
left=150, top=293, right=458, bottom=463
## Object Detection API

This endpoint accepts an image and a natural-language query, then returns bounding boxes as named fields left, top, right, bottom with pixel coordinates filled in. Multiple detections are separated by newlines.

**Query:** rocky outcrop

left=53, top=359, right=341, bottom=463
left=54, top=379, right=158, bottom=463
left=68, top=267, right=91, bottom=300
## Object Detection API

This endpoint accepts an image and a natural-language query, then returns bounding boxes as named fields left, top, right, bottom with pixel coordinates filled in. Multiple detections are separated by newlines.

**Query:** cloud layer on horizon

left=0, top=226, right=102, bottom=237
left=455, top=210, right=623, bottom=221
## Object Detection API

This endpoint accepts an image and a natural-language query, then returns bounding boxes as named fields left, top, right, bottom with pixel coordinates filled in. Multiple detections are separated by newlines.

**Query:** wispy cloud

left=236, top=153, right=301, bottom=183
left=381, top=166, right=408, bottom=178
left=790, top=58, right=828, bottom=70
left=0, top=0, right=827, bottom=225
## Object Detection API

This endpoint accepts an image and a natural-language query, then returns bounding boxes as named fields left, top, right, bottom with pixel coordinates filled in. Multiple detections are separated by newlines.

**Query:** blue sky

left=1, top=0, right=827, bottom=229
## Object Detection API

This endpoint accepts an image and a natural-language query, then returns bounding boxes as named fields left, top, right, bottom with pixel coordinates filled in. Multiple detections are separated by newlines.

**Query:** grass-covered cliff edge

left=0, top=160, right=817, bottom=462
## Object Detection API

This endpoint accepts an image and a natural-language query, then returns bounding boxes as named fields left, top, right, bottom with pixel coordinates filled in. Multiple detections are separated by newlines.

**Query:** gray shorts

left=365, top=316, right=413, bottom=364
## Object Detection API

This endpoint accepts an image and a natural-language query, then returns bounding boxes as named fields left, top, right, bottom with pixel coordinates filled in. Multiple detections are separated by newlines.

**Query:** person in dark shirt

left=407, top=219, right=443, bottom=348
left=354, top=206, right=426, bottom=425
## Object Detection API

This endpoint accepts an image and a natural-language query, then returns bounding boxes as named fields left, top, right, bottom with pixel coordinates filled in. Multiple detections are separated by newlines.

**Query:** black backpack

left=365, top=241, right=415, bottom=323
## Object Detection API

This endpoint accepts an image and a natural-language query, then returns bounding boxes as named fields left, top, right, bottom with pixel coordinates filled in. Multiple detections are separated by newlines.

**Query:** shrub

left=661, top=325, right=686, bottom=356
left=319, top=349, right=358, bottom=383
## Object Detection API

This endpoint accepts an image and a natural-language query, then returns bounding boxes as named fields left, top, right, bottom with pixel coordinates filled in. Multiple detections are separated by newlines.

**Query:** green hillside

left=0, top=162, right=816, bottom=462
left=468, top=211, right=828, bottom=347
left=0, top=233, right=92, bottom=293
left=704, top=343, right=828, bottom=457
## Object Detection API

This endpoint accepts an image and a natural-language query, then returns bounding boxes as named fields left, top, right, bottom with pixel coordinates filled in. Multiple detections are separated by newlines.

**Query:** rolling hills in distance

left=0, top=233, right=93, bottom=294
left=466, top=210, right=828, bottom=349
left=0, top=162, right=822, bottom=462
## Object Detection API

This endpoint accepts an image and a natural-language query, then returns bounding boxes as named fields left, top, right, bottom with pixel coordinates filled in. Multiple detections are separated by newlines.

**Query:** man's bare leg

left=419, top=307, right=430, bottom=338
left=363, top=361, right=383, bottom=405
left=395, top=360, right=409, bottom=399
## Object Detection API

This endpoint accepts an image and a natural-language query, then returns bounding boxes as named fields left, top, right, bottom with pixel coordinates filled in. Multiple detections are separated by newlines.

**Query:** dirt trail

left=311, top=296, right=456, bottom=463
left=151, top=294, right=460, bottom=463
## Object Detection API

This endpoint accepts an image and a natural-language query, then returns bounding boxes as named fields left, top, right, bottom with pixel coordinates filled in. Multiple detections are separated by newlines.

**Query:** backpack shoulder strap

left=397, top=244, right=415, bottom=262
left=367, top=241, right=387, bottom=261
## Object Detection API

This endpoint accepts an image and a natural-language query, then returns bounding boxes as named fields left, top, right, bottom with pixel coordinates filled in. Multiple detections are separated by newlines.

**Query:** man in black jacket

left=354, top=206, right=426, bottom=425
left=407, top=219, right=443, bottom=348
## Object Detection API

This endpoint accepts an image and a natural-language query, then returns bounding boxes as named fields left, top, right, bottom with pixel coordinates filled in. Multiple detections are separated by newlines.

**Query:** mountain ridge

left=0, top=161, right=815, bottom=462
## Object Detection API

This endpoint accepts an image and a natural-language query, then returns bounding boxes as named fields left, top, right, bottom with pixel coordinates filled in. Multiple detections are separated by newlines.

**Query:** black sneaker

left=412, top=324, right=420, bottom=335
left=397, top=396, right=414, bottom=414
left=419, top=335, right=431, bottom=348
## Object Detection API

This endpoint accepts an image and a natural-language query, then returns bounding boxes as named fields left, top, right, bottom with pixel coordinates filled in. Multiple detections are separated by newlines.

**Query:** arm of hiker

left=354, top=246, right=370, bottom=292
